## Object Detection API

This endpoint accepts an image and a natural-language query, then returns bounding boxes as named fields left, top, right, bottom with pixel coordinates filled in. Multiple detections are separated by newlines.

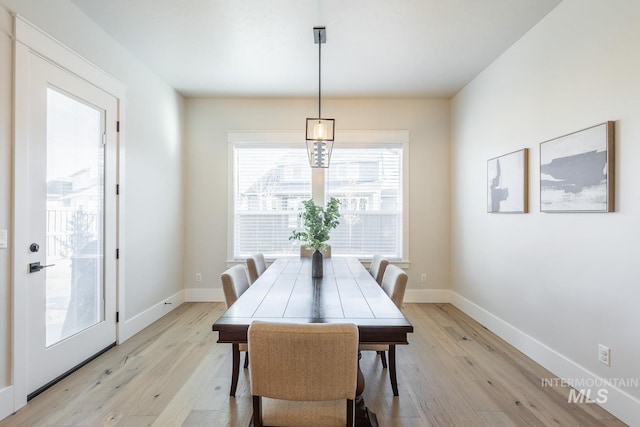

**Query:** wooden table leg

left=389, top=345, right=399, bottom=396
left=230, top=343, right=240, bottom=396
left=355, top=351, right=379, bottom=427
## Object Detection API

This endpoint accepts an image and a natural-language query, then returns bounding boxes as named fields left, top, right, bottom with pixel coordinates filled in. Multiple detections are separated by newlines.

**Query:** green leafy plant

left=289, top=197, right=341, bottom=252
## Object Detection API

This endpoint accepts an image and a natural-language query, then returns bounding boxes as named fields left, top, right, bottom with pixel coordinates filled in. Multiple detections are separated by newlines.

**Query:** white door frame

left=11, top=15, right=126, bottom=412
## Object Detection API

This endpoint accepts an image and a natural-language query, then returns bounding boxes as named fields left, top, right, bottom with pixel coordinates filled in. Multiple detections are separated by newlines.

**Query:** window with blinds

left=231, top=135, right=406, bottom=260
left=232, top=145, right=311, bottom=258
left=327, top=144, right=403, bottom=259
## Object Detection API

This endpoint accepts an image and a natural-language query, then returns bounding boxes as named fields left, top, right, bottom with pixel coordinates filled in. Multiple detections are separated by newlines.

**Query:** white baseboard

left=117, top=290, right=185, bottom=343
left=0, top=386, right=13, bottom=422
left=184, top=287, right=225, bottom=302
left=450, top=292, right=640, bottom=426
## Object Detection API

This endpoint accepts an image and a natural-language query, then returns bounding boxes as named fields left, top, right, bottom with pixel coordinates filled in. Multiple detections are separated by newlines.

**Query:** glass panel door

left=23, top=51, right=117, bottom=396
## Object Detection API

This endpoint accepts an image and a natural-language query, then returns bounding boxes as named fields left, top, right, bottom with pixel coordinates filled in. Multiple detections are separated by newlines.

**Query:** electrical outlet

left=195, top=273, right=202, bottom=282
left=598, top=344, right=610, bottom=366
left=420, top=273, right=427, bottom=283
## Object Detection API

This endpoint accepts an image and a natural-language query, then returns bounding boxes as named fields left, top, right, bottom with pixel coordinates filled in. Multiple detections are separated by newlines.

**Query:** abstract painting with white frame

left=540, top=122, right=614, bottom=212
left=487, top=148, right=528, bottom=213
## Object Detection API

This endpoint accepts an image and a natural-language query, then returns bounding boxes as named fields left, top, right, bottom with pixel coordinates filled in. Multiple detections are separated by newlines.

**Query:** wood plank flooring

left=0, top=303, right=627, bottom=426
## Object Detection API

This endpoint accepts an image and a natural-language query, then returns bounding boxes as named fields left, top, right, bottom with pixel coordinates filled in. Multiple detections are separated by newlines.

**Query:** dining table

left=212, top=256, right=414, bottom=427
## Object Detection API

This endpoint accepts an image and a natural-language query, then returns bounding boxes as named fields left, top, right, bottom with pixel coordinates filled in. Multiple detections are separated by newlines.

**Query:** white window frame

left=227, top=130, right=410, bottom=263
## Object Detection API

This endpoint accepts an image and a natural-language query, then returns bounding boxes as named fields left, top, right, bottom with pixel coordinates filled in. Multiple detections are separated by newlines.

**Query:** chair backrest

left=369, top=255, right=389, bottom=285
left=380, top=264, right=408, bottom=310
left=221, top=265, right=250, bottom=308
left=248, top=322, right=358, bottom=401
left=300, top=244, right=331, bottom=258
left=246, top=254, right=267, bottom=284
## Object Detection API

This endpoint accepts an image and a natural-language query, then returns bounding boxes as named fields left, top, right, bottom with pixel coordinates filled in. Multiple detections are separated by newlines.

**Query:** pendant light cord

left=318, top=35, right=322, bottom=118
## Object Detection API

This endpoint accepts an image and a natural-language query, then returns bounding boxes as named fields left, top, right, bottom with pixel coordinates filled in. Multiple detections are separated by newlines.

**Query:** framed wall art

left=487, top=148, right=528, bottom=213
left=540, top=121, right=614, bottom=212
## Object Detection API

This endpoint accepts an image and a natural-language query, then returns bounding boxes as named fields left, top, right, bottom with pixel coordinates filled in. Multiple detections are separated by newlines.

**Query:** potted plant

left=289, top=197, right=341, bottom=278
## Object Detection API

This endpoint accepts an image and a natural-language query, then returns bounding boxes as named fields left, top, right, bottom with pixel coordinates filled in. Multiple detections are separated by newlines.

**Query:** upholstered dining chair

left=248, top=321, right=358, bottom=427
left=299, top=244, right=331, bottom=258
left=246, top=253, right=267, bottom=284
left=220, top=265, right=251, bottom=396
left=359, top=264, right=408, bottom=396
left=368, top=254, right=389, bottom=286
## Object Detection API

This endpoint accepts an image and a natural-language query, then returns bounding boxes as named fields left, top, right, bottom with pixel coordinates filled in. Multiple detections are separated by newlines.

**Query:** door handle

left=29, top=262, right=55, bottom=273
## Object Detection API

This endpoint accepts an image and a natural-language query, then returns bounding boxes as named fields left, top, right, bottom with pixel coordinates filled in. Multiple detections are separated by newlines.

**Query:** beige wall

left=451, top=0, right=640, bottom=422
left=184, top=98, right=451, bottom=297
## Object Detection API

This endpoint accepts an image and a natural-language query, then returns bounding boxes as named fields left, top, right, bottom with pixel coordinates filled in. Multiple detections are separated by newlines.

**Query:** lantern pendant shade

left=306, top=27, right=335, bottom=168
left=306, top=137, right=334, bottom=169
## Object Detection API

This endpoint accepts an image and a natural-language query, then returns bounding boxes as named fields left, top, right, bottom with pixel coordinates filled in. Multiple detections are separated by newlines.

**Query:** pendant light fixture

left=306, top=26, right=335, bottom=168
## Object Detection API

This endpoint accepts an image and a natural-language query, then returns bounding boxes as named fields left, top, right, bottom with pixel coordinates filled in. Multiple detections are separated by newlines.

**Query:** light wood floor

left=0, top=303, right=627, bottom=427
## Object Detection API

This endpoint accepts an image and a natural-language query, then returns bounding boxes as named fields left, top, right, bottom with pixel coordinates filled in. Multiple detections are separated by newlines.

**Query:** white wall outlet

left=195, top=273, right=202, bottom=282
left=420, top=273, right=427, bottom=283
left=598, top=344, right=610, bottom=366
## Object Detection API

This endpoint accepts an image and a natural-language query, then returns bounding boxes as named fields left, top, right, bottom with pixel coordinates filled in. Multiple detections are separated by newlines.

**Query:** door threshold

left=27, top=342, right=116, bottom=401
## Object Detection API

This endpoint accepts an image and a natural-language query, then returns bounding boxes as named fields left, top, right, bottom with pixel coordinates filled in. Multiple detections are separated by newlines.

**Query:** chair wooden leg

left=378, top=350, right=387, bottom=369
left=346, top=398, right=355, bottom=427
left=389, top=345, right=399, bottom=396
left=230, top=343, right=240, bottom=396
left=244, top=352, right=250, bottom=369
left=252, top=395, right=263, bottom=427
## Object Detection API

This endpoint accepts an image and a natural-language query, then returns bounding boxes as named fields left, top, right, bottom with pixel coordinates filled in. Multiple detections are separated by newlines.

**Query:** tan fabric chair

left=248, top=322, right=358, bottom=427
left=246, top=253, right=267, bottom=284
left=359, top=264, right=407, bottom=396
left=368, top=255, right=389, bottom=286
left=220, top=265, right=251, bottom=396
left=300, top=244, right=331, bottom=258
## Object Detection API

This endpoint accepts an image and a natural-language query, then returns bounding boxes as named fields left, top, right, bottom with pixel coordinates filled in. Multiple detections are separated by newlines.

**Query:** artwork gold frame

left=540, top=122, right=614, bottom=213
left=487, top=148, right=529, bottom=213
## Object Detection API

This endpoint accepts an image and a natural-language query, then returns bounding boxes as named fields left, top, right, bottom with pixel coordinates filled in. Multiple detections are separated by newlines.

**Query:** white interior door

left=24, top=53, right=118, bottom=396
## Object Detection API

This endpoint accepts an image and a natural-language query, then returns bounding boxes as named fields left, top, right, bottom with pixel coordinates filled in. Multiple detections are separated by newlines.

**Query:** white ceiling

left=69, top=0, right=562, bottom=98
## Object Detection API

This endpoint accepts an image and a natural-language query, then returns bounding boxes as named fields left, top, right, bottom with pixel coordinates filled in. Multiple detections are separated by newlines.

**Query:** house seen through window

left=232, top=138, right=405, bottom=260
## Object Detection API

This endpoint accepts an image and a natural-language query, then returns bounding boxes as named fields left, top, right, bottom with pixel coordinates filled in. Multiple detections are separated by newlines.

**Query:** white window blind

left=230, top=131, right=407, bottom=260
left=233, top=144, right=311, bottom=258
left=326, top=144, right=403, bottom=259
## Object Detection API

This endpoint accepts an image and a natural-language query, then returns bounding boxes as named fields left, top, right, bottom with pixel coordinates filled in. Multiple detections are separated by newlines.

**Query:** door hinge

left=116, top=184, right=120, bottom=195
left=102, top=131, right=106, bottom=145
left=116, top=248, right=120, bottom=259
left=116, top=311, right=119, bottom=323
left=116, top=121, right=120, bottom=132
